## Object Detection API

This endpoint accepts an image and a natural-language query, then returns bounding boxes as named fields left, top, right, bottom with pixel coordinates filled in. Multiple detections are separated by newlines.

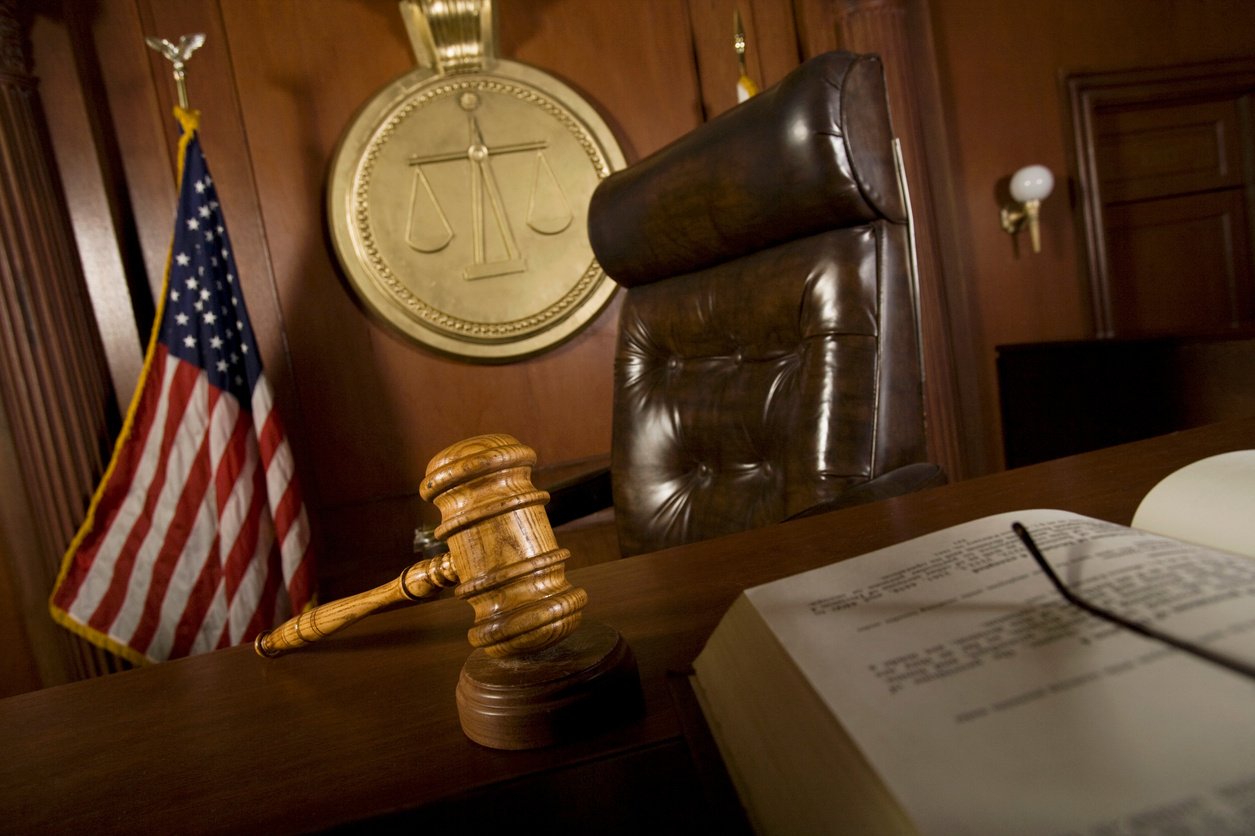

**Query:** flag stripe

left=147, top=385, right=248, bottom=660
left=236, top=542, right=283, bottom=648
left=284, top=534, right=316, bottom=615
left=220, top=450, right=268, bottom=609
left=213, top=399, right=258, bottom=604
left=123, top=418, right=214, bottom=654
left=221, top=519, right=275, bottom=648
left=127, top=385, right=235, bottom=657
left=181, top=391, right=267, bottom=657
left=85, top=357, right=202, bottom=634
left=278, top=496, right=314, bottom=606
left=254, top=379, right=283, bottom=466
left=50, top=348, right=171, bottom=611
left=104, top=377, right=215, bottom=653
left=166, top=529, right=223, bottom=660
left=254, top=377, right=314, bottom=610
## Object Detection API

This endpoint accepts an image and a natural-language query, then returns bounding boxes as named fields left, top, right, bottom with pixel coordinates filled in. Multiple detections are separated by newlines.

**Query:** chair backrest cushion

left=590, top=51, right=905, bottom=286
left=590, top=51, right=928, bottom=556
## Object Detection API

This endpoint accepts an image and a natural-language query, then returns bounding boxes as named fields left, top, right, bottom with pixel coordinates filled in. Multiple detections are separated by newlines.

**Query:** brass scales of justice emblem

left=327, top=0, right=625, bottom=362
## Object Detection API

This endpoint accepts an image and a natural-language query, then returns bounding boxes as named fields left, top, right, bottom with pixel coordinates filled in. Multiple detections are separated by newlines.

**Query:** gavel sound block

left=255, top=433, right=642, bottom=750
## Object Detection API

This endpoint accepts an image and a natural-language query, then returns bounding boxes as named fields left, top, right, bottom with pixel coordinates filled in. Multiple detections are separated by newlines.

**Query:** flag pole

left=144, top=33, right=206, bottom=110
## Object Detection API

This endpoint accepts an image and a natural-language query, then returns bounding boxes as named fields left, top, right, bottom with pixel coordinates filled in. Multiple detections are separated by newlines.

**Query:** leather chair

left=544, top=51, right=945, bottom=564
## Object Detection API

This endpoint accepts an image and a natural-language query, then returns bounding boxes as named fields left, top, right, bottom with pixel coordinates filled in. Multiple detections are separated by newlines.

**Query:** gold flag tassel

left=734, top=9, right=758, bottom=102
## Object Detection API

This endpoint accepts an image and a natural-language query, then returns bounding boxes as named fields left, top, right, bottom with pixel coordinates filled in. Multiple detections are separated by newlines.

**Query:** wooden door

left=1068, top=59, right=1255, bottom=337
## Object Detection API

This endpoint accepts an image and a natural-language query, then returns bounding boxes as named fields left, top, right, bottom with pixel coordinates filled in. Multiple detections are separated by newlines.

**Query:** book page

left=1132, top=449, right=1255, bottom=558
left=746, top=510, right=1255, bottom=836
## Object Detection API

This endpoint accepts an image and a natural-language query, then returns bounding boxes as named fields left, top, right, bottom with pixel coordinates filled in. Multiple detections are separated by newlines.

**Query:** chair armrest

left=786, top=463, right=948, bottom=521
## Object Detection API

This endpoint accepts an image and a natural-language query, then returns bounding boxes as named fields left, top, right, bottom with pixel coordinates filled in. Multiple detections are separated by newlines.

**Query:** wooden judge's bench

left=3, top=417, right=1254, bottom=833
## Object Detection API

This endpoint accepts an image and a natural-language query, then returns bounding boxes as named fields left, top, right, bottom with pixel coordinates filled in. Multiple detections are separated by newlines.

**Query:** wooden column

left=828, top=0, right=988, bottom=478
left=0, top=0, right=125, bottom=687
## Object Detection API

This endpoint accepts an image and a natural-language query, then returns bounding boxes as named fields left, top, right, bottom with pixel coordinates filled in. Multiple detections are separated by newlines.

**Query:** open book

left=692, top=451, right=1255, bottom=835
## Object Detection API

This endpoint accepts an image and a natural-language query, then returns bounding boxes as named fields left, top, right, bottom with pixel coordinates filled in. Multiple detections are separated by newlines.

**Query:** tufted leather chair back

left=588, top=51, right=936, bottom=557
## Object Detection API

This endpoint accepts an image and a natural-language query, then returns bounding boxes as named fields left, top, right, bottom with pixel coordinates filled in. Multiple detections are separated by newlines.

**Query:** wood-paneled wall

left=5, top=0, right=1253, bottom=694
left=1, top=0, right=130, bottom=689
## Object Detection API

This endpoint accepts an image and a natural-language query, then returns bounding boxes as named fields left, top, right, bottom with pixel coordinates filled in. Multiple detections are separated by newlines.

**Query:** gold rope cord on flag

left=47, top=108, right=203, bottom=667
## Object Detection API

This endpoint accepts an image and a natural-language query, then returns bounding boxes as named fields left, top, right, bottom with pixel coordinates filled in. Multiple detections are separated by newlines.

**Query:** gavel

left=255, top=433, right=640, bottom=749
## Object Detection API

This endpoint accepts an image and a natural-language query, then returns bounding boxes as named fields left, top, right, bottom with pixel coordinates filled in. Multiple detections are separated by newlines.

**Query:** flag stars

left=158, top=146, right=262, bottom=400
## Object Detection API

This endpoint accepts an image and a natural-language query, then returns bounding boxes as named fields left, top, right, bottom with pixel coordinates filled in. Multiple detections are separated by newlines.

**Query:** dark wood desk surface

left=4, top=417, right=1254, bottom=833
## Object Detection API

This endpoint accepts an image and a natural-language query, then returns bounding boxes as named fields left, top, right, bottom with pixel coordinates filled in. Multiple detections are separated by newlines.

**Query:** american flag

left=50, top=109, right=315, bottom=664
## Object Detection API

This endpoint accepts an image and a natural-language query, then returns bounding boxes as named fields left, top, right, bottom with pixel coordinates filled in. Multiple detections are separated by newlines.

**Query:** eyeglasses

left=1012, top=522, right=1255, bottom=681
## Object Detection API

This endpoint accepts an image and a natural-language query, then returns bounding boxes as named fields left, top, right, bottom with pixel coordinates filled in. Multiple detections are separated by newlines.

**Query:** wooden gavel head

left=420, top=432, right=587, bottom=658
left=431, top=434, right=640, bottom=750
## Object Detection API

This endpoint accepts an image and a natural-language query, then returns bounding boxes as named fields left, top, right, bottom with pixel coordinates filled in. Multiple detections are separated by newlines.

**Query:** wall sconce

left=1000, top=164, right=1054, bottom=253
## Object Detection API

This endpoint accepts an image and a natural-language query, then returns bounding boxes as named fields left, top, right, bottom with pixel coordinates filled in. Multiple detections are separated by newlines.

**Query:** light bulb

left=1009, top=165, right=1054, bottom=203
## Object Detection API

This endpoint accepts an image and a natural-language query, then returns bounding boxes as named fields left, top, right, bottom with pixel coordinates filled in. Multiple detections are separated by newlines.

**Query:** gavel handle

left=254, top=551, right=459, bottom=657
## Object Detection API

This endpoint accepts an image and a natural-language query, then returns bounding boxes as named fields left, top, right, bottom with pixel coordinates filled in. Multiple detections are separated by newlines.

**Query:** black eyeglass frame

left=1012, top=522, right=1255, bottom=682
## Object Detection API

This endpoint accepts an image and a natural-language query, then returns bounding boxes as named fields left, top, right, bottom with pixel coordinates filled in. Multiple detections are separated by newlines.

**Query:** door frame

left=1065, top=58, right=1255, bottom=337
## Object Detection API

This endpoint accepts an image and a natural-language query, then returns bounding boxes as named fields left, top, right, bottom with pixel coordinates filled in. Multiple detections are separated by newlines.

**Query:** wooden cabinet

left=998, top=331, right=1255, bottom=468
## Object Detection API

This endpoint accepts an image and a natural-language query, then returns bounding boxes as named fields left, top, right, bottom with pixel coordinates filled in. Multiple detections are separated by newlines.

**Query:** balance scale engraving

left=406, top=91, right=573, bottom=280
